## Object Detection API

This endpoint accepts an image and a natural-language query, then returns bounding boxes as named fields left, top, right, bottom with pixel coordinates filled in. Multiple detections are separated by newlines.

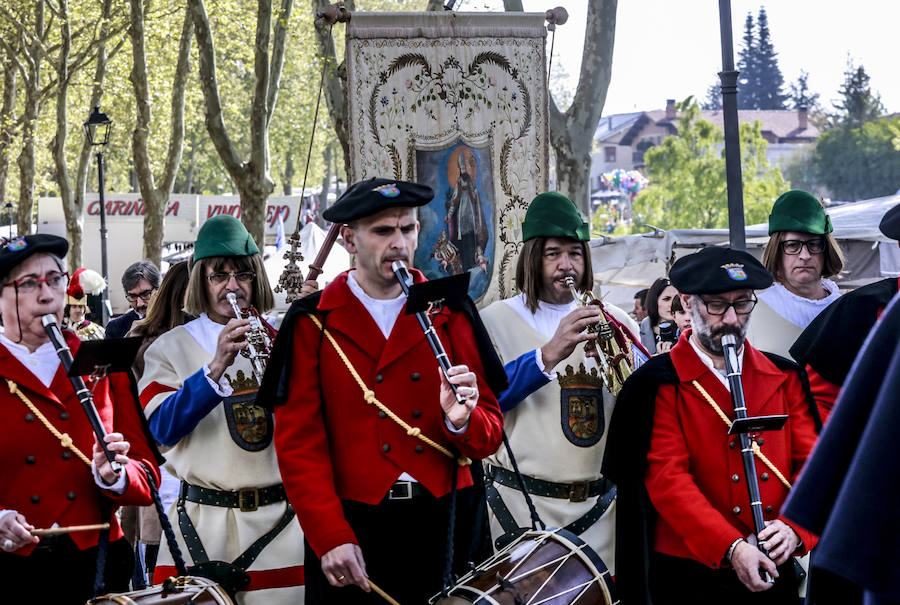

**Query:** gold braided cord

left=690, top=380, right=792, bottom=490
left=6, top=379, right=93, bottom=468
left=308, top=315, right=471, bottom=467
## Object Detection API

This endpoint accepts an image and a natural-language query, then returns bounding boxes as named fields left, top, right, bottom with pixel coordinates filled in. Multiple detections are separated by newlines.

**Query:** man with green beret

left=138, top=214, right=306, bottom=603
left=479, top=191, right=642, bottom=574
left=603, top=246, right=820, bottom=605
left=747, top=190, right=845, bottom=358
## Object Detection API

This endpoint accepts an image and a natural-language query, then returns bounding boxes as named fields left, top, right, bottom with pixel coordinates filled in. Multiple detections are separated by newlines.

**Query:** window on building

left=604, top=146, right=616, bottom=163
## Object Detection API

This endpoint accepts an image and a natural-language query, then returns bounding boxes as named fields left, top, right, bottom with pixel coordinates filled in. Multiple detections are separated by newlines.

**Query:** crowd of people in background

left=3, top=184, right=898, bottom=605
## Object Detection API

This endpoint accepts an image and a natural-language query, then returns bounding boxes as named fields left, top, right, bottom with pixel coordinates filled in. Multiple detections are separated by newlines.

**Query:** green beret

left=768, top=190, right=832, bottom=235
left=193, top=215, right=260, bottom=262
left=521, top=192, right=590, bottom=242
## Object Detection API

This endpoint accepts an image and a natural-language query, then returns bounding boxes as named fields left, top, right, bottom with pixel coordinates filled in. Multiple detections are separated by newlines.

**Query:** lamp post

left=4, top=202, right=12, bottom=239
left=717, top=0, right=746, bottom=251
left=83, top=105, right=112, bottom=325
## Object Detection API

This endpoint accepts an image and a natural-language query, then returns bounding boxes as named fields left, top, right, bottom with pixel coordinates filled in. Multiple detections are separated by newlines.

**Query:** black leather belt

left=385, top=480, right=430, bottom=501
left=486, top=464, right=612, bottom=503
left=182, top=482, right=287, bottom=512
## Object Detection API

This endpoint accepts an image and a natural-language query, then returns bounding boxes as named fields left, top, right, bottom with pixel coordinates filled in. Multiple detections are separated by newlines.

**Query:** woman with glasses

left=0, top=234, right=160, bottom=603
left=747, top=190, right=844, bottom=358
left=639, top=277, right=679, bottom=354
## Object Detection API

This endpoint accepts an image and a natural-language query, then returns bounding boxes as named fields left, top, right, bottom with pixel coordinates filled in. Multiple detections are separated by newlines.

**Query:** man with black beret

left=0, top=234, right=160, bottom=602
left=602, top=246, right=821, bottom=605
left=479, top=191, right=642, bottom=575
left=138, top=215, right=305, bottom=603
left=790, top=202, right=900, bottom=424
left=269, top=178, right=503, bottom=603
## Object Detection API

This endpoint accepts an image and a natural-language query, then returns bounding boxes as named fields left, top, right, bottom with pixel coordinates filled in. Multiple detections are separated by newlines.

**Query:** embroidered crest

left=6, top=237, right=26, bottom=251
left=721, top=263, right=747, bottom=281
left=558, top=364, right=605, bottom=447
left=373, top=183, right=400, bottom=197
left=222, top=370, right=272, bottom=451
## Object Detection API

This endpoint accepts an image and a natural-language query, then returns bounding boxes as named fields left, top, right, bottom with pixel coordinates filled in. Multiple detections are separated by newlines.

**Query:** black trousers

left=0, top=535, right=133, bottom=604
left=649, top=551, right=800, bottom=605
left=305, top=487, right=482, bottom=605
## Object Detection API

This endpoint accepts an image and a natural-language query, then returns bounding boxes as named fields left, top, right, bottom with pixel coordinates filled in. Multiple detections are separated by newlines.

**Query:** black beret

left=0, top=234, right=68, bottom=281
left=669, top=246, right=773, bottom=294
left=323, top=178, right=434, bottom=224
left=879, top=204, right=900, bottom=240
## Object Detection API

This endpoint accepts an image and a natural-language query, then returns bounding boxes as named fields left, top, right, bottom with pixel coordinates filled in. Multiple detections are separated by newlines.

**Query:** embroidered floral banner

left=346, top=12, right=549, bottom=304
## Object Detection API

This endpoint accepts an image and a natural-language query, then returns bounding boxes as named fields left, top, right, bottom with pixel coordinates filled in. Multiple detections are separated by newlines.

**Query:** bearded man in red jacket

left=604, top=246, right=821, bottom=605
left=267, top=178, right=504, bottom=604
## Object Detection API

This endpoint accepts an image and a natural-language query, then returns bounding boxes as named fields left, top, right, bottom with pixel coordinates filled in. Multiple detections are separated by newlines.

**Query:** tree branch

left=266, top=0, right=294, bottom=125
left=249, top=0, right=272, bottom=178
left=161, top=7, right=193, bottom=194
left=565, top=0, right=616, bottom=144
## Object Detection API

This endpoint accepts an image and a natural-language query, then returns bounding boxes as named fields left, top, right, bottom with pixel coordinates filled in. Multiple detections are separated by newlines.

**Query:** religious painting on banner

left=345, top=12, right=549, bottom=305
left=414, top=141, right=495, bottom=301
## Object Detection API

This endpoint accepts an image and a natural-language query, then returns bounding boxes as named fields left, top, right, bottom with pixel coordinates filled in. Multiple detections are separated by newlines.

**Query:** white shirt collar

left=346, top=270, right=407, bottom=339
left=182, top=313, right=225, bottom=356
left=688, top=333, right=744, bottom=391
left=0, top=333, right=61, bottom=388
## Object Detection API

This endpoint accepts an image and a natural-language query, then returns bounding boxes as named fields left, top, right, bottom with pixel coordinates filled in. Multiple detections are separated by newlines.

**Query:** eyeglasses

left=697, top=295, right=758, bottom=316
left=2, top=271, right=69, bottom=293
left=125, top=289, right=155, bottom=303
left=206, top=271, right=255, bottom=285
left=780, top=238, right=825, bottom=255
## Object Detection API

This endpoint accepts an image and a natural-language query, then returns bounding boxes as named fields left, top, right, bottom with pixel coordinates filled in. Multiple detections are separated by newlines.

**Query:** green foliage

left=736, top=8, right=787, bottom=110
left=789, top=70, right=820, bottom=112
left=632, top=98, right=787, bottom=230
left=829, top=60, right=884, bottom=129
left=814, top=117, right=900, bottom=201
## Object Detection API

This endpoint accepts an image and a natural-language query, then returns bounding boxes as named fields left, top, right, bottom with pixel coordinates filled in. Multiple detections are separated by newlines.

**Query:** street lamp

left=83, top=105, right=112, bottom=325
left=717, top=0, right=746, bottom=250
left=4, top=202, right=12, bottom=239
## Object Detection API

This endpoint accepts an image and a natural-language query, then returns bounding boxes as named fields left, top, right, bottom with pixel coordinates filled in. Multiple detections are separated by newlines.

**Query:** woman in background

left=639, top=277, right=678, bottom=354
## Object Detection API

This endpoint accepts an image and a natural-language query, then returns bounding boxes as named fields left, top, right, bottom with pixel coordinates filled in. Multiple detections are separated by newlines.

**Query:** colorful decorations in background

left=599, top=169, right=649, bottom=200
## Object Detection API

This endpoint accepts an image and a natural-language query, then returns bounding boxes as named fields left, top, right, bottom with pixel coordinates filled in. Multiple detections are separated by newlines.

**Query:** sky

left=470, top=0, right=900, bottom=117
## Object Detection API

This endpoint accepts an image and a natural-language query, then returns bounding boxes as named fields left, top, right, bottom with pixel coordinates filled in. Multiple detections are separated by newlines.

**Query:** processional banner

left=346, top=12, right=549, bottom=304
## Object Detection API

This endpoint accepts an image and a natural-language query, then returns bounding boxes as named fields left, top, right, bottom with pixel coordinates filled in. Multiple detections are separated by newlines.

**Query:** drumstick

left=368, top=579, right=401, bottom=605
left=31, top=523, right=110, bottom=536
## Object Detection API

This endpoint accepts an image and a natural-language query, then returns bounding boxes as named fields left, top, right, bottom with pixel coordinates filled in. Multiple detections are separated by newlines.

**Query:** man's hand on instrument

left=208, top=318, right=252, bottom=382
left=758, top=519, right=801, bottom=565
left=440, top=365, right=478, bottom=429
left=0, top=512, right=38, bottom=551
left=93, top=432, right=130, bottom=485
left=731, top=539, right=778, bottom=592
left=321, top=543, right=370, bottom=592
left=300, top=279, right=320, bottom=298
left=540, top=306, right=601, bottom=371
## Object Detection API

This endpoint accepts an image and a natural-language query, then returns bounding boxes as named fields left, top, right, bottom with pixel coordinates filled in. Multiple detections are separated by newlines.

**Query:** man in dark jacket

left=105, top=261, right=160, bottom=338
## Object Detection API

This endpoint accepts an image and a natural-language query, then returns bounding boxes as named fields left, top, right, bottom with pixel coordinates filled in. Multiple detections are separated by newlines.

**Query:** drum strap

left=175, top=481, right=296, bottom=570
left=485, top=470, right=616, bottom=541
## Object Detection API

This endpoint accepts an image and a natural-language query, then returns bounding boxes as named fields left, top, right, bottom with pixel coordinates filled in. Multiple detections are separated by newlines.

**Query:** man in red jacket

left=604, top=246, right=820, bottom=605
left=270, top=178, right=503, bottom=604
left=0, top=234, right=159, bottom=604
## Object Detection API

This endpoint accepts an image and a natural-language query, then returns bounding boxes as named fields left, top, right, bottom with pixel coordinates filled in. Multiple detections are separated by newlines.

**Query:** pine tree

left=754, top=8, right=788, bottom=109
left=703, top=82, right=722, bottom=110
left=789, top=71, right=820, bottom=111
left=831, top=60, right=884, bottom=129
left=736, top=13, right=758, bottom=109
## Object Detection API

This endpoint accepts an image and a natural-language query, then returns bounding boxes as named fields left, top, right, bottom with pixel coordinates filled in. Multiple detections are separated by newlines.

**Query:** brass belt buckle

left=239, top=487, right=259, bottom=512
left=568, top=481, right=589, bottom=503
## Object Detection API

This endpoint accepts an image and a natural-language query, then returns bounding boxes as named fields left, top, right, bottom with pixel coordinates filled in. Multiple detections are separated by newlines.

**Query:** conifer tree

left=830, top=60, right=884, bottom=128
left=789, top=71, right=820, bottom=111
left=754, top=8, right=788, bottom=109
left=736, top=13, right=759, bottom=109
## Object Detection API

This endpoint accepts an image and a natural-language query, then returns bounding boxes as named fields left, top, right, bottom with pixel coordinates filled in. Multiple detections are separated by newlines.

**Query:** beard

left=690, top=300, right=749, bottom=355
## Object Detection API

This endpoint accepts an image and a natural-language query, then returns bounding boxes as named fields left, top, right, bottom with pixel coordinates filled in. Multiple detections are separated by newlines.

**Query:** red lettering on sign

left=87, top=201, right=99, bottom=215
left=166, top=201, right=179, bottom=216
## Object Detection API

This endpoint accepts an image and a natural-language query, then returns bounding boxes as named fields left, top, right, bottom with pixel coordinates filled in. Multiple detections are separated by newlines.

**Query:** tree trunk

left=16, top=1, right=44, bottom=235
left=282, top=148, right=294, bottom=195
left=130, top=0, right=192, bottom=266
left=312, top=0, right=352, bottom=178
left=548, top=0, right=617, bottom=216
left=318, top=143, right=331, bottom=209
left=0, top=52, right=17, bottom=212
left=51, top=0, right=74, bottom=268
left=189, top=0, right=292, bottom=247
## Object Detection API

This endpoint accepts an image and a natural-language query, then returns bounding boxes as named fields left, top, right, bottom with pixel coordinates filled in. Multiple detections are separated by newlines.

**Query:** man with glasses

left=0, top=234, right=160, bottom=602
left=603, top=246, right=821, bottom=605
left=746, top=190, right=845, bottom=358
left=138, top=215, right=305, bottom=603
left=105, top=261, right=161, bottom=339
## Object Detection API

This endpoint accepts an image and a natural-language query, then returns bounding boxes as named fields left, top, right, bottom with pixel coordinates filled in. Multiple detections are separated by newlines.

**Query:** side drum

left=87, top=576, right=234, bottom=605
left=433, top=528, right=618, bottom=605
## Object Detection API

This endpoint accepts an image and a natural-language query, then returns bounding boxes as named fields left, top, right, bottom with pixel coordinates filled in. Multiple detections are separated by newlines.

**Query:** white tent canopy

left=591, top=193, right=900, bottom=309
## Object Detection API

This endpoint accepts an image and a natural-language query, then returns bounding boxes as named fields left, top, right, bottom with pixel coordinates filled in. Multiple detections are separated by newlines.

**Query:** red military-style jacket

left=274, top=270, right=503, bottom=557
left=644, top=331, right=819, bottom=568
left=0, top=330, right=159, bottom=555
